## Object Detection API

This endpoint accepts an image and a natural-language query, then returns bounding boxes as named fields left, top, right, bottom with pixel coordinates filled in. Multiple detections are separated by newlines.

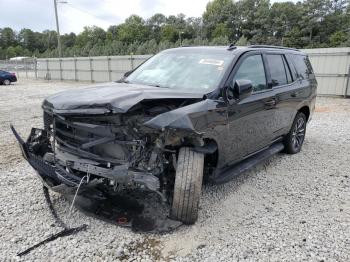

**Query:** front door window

left=232, top=55, right=267, bottom=92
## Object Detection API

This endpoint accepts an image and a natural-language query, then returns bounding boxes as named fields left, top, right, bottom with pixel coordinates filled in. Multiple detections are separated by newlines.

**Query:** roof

left=167, top=45, right=302, bottom=55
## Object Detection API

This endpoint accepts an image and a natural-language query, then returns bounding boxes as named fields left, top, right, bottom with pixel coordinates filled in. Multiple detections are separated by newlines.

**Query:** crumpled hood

left=43, top=82, right=204, bottom=114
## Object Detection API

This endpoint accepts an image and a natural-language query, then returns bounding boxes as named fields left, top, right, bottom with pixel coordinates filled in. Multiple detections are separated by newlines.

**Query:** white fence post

left=59, top=58, right=63, bottom=80
left=130, top=53, right=134, bottom=70
left=25, top=59, right=28, bottom=78
left=34, top=58, right=37, bottom=80
left=74, top=57, right=78, bottom=81
left=46, top=59, right=50, bottom=80
left=89, top=57, right=93, bottom=82
left=107, top=56, right=112, bottom=81
left=15, top=59, right=19, bottom=78
left=345, top=65, right=350, bottom=97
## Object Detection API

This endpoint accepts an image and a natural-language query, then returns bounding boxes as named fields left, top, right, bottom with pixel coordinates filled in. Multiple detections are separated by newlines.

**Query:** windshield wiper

left=116, top=79, right=130, bottom=84
left=144, top=83, right=169, bottom=88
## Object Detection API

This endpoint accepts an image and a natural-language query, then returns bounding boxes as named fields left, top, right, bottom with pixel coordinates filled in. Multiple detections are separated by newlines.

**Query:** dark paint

left=42, top=82, right=204, bottom=114
left=0, top=70, right=17, bottom=84
left=39, top=46, right=316, bottom=175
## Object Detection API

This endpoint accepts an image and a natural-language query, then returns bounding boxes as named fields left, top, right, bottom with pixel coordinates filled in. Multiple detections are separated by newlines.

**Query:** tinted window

left=266, top=54, right=288, bottom=86
left=285, top=55, right=298, bottom=80
left=290, top=55, right=311, bottom=79
left=232, top=55, right=267, bottom=92
left=305, top=56, right=314, bottom=79
left=282, top=56, right=293, bottom=83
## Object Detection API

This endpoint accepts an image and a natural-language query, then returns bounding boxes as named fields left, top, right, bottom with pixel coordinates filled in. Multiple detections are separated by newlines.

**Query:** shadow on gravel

left=59, top=184, right=182, bottom=233
left=17, top=184, right=181, bottom=257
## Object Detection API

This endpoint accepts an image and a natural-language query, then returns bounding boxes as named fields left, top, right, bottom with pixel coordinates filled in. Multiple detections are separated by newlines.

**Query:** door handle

left=264, top=99, right=276, bottom=106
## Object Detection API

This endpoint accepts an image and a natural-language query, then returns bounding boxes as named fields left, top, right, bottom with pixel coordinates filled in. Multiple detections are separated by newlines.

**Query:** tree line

left=0, top=0, right=349, bottom=59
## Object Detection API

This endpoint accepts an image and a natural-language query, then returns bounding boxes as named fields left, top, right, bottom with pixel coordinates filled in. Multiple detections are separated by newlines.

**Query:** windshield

left=126, top=49, right=233, bottom=92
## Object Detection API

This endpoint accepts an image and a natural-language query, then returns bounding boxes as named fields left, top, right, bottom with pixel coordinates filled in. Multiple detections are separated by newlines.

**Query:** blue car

left=0, top=70, right=17, bottom=85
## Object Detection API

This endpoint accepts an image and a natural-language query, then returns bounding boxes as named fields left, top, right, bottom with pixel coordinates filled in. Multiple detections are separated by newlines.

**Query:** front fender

left=144, top=99, right=227, bottom=132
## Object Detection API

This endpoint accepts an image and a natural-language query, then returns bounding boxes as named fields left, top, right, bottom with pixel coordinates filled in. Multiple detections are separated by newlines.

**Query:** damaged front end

left=12, top=98, right=211, bottom=202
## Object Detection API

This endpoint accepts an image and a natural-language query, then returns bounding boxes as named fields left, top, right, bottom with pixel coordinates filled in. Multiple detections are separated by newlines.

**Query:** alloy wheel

left=291, top=117, right=305, bottom=151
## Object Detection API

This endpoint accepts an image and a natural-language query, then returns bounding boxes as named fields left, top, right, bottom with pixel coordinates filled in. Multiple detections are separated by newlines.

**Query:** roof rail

left=248, top=45, right=300, bottom=52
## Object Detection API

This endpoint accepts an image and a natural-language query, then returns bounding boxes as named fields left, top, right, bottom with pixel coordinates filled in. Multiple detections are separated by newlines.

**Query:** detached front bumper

left=11, top=126, right=84, bottom=187
left=11, top=126, right=160, bottom=191
left=11, top=126, right=182, bottom=233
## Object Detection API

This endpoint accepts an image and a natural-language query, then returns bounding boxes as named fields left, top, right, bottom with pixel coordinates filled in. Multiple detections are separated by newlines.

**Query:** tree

left=270, top=2, right=303, bottom=45
left=0, top=27, right=17, bottom=48
left=161, top=24, right=179, bottom=42
left=76, top=26, right=106, bottom=47
left=237, top=0, right=272, bottom=44
left=117, top=15, right=148, bottom=44
left=61, top=33, right=77, bottom=48
left=6, top=46, right=16, bottom=58
left=146, top=13, right=167, bottom=42
left=329, top=31, right=348, bottom=46
left=235, top=36, right=248, bottom=45
left=107, top=25, right=119, bottom=41
left=212, top=23, right=230, bottom=38
left=0, top=0, right=349, bottom=59
left=202, top=0, right=236, bottom=40
left=302, top=0, right=331, bottom=44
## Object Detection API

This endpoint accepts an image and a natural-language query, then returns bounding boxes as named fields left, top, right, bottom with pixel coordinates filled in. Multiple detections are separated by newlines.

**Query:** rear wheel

left=171, top=147, right=204, bottom=224
left=3, top=79, right=10, bottom=85
left=284, top=112, right=306, bottom=154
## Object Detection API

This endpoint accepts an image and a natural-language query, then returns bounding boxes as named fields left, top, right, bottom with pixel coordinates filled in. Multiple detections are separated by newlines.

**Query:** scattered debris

left=17, top=224, right=87, bottom=257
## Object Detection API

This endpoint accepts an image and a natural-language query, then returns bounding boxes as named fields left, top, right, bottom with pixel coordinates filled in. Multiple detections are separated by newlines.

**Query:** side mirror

left=232, top=79, right=253, bottom=100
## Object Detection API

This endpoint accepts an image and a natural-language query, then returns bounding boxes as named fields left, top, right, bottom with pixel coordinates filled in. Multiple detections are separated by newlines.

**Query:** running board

left=211, top=142, right=284, bottom=184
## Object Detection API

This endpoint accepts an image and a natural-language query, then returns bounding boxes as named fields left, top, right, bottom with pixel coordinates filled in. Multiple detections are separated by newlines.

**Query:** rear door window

left=290, top=55, right=312, bottom=79
left=266, top=54, right=288, bottom=87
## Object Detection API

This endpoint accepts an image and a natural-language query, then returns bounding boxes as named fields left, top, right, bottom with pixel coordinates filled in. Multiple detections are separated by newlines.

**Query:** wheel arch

left=202, top=137, right=219, bottom=169
left=298, top=105, right=310, bottom=121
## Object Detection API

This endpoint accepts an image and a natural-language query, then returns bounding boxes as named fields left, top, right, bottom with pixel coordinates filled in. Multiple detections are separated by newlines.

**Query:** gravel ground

left=0, top=79, right=349, bottom=261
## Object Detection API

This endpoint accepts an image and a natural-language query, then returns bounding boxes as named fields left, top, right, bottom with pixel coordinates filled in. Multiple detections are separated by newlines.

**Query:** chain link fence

left=0, top=58, right=37, bottom=79
left=0, top=55, right=150, bottom=82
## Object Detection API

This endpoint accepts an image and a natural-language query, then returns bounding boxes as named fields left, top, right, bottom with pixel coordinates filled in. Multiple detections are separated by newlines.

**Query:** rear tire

left=3, top=79, right=10, bottom=85
left=171, top=147, right=204, bottom=224
left=284, top=112, right=306, bottom=154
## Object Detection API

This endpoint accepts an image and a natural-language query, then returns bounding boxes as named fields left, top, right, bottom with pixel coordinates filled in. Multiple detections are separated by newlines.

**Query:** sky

left=0, top=0, right=295, bottom=34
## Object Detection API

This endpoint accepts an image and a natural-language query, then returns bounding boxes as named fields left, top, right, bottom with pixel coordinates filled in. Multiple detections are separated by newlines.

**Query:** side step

left=211, top=142, right=284, bottom=184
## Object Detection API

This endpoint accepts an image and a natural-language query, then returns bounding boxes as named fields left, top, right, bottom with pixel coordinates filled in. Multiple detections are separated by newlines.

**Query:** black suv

left=12, top=45, right=317, bottom=225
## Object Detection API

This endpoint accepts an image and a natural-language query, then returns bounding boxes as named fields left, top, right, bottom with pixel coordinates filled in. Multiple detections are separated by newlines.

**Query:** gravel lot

left=0, top=79, right=349, bottom=261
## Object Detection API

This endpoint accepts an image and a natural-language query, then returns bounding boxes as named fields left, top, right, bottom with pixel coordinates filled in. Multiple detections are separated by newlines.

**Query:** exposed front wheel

left=171, top=147, right=204, bottom=224
left=284, top=112, right=307, bottom=154
left=3, top=79, right=11, bottom=85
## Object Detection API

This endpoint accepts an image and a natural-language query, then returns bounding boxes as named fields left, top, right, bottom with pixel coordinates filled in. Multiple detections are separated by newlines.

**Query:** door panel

left=272, top=83, right=301, bottom=137
left=265, top=53, right=302, bottom=138
left=225, top=91, right=278, bottom=165
left=223, top=53, right=277, bottom=165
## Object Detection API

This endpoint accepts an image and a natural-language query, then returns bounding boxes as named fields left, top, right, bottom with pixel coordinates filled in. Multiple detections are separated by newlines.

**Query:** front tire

left=171, top=147, right=204, bottom=224
left=3, top=79, right=11, bottom=85
left=284, top=112, right=307, bottom=154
